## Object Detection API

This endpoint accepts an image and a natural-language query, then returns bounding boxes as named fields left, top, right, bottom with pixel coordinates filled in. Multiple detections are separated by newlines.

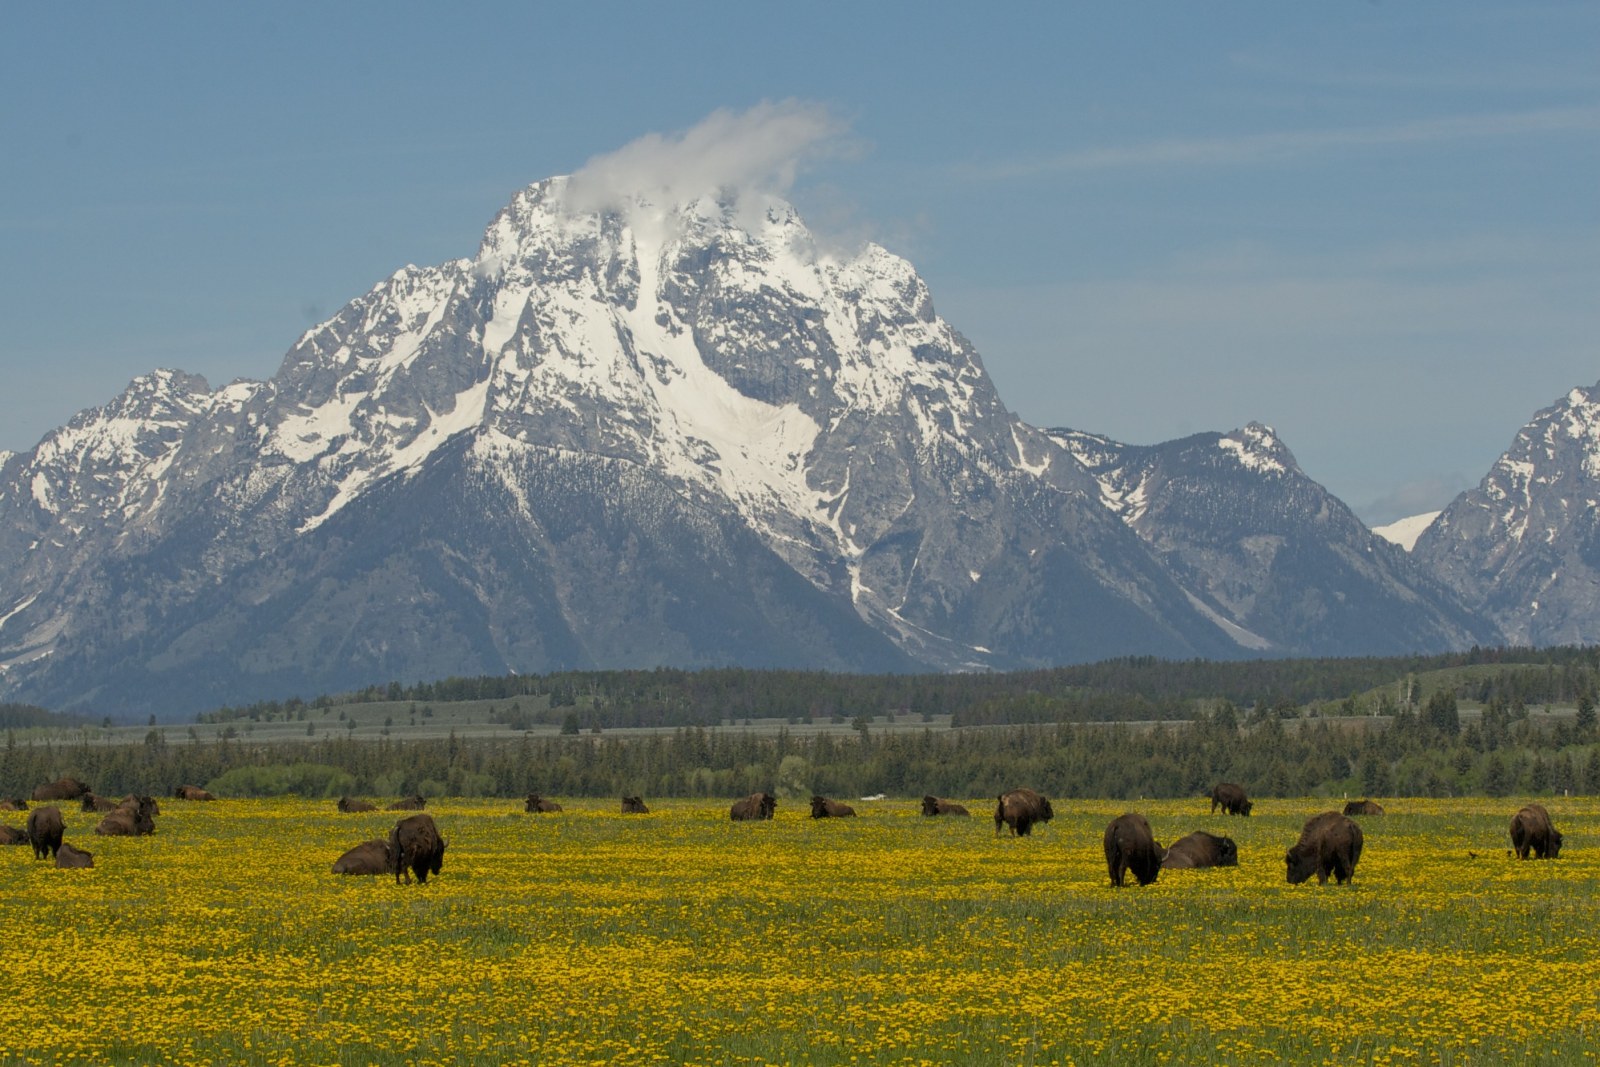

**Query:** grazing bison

left=26, top=805, right=64, bottom=860
left=55, top=843, right=94, bottom=869
left=337, top=796, right=378, bottom=813
left=922, top=796, right=970, bottom=817
left=1343, top=799, right=1385, bottom=816
left=1286, top=811, right=1364, bottom=885
left=386, top=794, right=426, bottom=812
left=810, top=796, right=857, bottom=819
left=995, top=788, right=1054, bottom=837
left=525, top=794, right=563, bottom=813
left=0, top=825, right=29, bottom=846
left=1209, top=783, right=1253, bottom=816
left=173, top=785, right=215, bottom=801
left=31, top=778, right=90, bottom=803
left=388, top=814, right=446, bottom=885
left=1161, top=830, right=1239, bottom=870
left=620, top=796, right=650, bottom=814
left=331, top=839, right=394, bottom=876
left=1104, top=813, right=1164, bottom=887
left=0, top=797, right=26, bottom=812
left=95, top=796, right=157, bottom=837
left=1510, top=804, right=1563, bottom=860
left=730, top=792, right=777, bottom=821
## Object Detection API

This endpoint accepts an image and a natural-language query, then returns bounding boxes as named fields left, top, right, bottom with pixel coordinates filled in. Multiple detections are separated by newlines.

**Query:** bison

left=337, top=796, right=378, bottom=813
left=995, top=788, right=1054, bottom=837
left=525, top=794, right=563, bottom=813
left=386, top=794, right=427, bottom=812
left=0, top=825, right=29, bottom=846
left=730, top=792, right=777, bottom=821
left=1343, top=799, right=1385, bottom=816
left=0, top=797, right=26, bottom=812
left=331, top=839, right=394, bottom=876
left=1510, top=803, right=1563, bottom=860
left=95, top=796, right=157, bottom=837
left=26, top=805, right=64, bottom=860
left=81, top=793, right=120, bottom=813
left=1104, top=813, right=1164, bottom=887
left=921, top=796, right=970, bottom=817
left=388, top=814, right=446, bottom=885
left=620, top=796, right=650, bottom=814
left=173, top=785, right=215, bottom=801
left=1286, top=811, right=1364, bottom=885
left=1161, top=830, right=1239, bottom=870
left=55, top=843, right=94, bottom=869
left=31, top=777, right=90, bottom=802
left=810, top=796, right=857, bottom=819
left=1209, top=783, right=1252, bottom=816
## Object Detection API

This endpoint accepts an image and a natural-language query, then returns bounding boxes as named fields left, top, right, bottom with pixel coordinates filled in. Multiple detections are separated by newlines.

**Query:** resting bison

left=730, top=792, right=776, bottom=821
left=386, top=794, right=426, bottom=812
left=95, top=796, right=157, bottom=837
left=26, top=805, right=64, bottom=860
left=81, top=793, right=120, bottom=813
left=525, top=794, right=563, bottom=813
left=1286, top=811, right=1364, bottom=885
left=1510, top=804, right=1563, bottom=860
left=1343, top=799, right=1385, bottom=816
left=1104, top=813, right=1164, bottom=887
left=388, top=814, right=446, bottom=885
left=55, top=843, right=94, bottom=869
left=31, top=778, right=90, bottom=802
left=0, top=797, right=26, bottom=812
left=337, top=796, right=378, bottom=813
left=810, top=796, right=857, bottom=819
left=1161, top=830, right=1239, bottom=869
left=995, top=788, right=1054, bottom=836
left=0, top=825, right=29, bottom=846
left=1209, top=783, right=1252, bottom=816
left=173, top=785, right=215, bottom=801
left=620, top=796, right=650, bottom=814
left=922, top=796, right=970, bottom=817
left=331, top=839, right=394, bottom=875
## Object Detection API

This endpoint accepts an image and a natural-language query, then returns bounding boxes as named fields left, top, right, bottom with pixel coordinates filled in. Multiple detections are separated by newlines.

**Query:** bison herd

left=4, top=775, right=1576, bottom=889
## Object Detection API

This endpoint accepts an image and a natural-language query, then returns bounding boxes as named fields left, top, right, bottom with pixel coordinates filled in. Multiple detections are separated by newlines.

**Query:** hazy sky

left=3, top=4, right=1596, bottom=524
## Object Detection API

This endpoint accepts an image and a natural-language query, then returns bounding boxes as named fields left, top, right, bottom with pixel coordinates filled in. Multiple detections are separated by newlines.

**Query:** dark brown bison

left=995, top=788, right=1054, bottom=836
left=1510, top=804, right=1562, bottom=860
left=922, top=796, right=970, bottom=817
left=388, top=814, right=446, bottom=885
left=81, top=793, right=120, bottom=813
left=331, top=839, right=394, bottom=875
left=525, top=794, right=563, bottom=813
left=31, top=778, right=90, bottom=803
left=386, top=794, right=426, bottom=812
left=1104, top=813, right=1164, bottom=887
left=0, top=797, right=26, bottom=812
left=810, top=796, right=857, bottom=819
left=55, top=842, right=94, bottom=869
left=173, top=785, right=215, bottom=801
left=1286, top=811, right=1364, bottom=885
left=1209, top=783, right=1252, bottom=816
left=1343, top=799, right=1385, bottom=816
left=26, top=805, right=64, bottom=860
left=0, top=825, right=29, bottom=846
left=730, top=792, right=777, bottom=821
left=620, top=796, right=650, bottom=814
left=94, top=796, right=157, bottom=837
left=337, top=796, right=378, bottom=813
left=1161, top=830, right=1239, bottom=870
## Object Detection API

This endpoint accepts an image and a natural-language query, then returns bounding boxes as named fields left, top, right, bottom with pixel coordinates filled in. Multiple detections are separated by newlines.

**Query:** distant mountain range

left=0, top=172, right=1588, bottom=715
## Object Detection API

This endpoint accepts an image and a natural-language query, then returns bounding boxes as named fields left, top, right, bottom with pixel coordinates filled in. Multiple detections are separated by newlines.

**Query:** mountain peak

left=1217, top=422, right=1297, bottom=477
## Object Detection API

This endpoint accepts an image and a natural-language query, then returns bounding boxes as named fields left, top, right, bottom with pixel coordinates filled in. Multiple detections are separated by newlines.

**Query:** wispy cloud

left=967, top=104, right=1600, bottom=180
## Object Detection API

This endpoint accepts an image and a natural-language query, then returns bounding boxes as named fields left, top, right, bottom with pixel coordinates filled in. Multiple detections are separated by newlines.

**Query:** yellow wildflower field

left=3, top=796, right=1597, bottom=1065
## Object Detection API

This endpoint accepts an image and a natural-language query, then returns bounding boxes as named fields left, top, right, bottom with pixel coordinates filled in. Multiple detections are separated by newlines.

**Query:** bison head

left=922, top=796, right=939, bottom=816
left=1548, top=828, right=1564, bottom=858
left=1285, top=845, right=1318, bottom=884
left=1217, top=836, right=1240, bottom=867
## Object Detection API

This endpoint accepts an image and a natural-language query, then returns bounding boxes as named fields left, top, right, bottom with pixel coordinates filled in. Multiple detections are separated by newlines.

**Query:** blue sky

left=3, top=3, right=1596, bottom=524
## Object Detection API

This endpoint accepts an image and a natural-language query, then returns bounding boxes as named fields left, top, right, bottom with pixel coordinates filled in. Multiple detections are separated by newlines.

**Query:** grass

left=3, top=795, right=1598, bottom=1065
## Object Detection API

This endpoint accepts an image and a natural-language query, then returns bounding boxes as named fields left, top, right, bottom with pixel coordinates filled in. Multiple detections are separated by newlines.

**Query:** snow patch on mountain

left=1371, top=511, right=1441, bottom=551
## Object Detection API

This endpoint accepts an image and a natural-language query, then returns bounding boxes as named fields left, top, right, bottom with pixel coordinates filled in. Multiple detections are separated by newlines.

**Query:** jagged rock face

left=0, top=178, right=1258, bottom=715
left=1415, top=383, right=1600, bottom=645
left=1054, top=424, right=1494, bottom=656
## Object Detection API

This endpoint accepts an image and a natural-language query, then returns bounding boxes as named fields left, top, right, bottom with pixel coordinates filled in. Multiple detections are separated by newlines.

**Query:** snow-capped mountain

left=1414, top=382, right=1600, bottom=645
left=1051, top=424, right=1491, bottom=657
left=1, top=176, right=1271, bottom=715
left=1371, top=512, right=1441, bottom=552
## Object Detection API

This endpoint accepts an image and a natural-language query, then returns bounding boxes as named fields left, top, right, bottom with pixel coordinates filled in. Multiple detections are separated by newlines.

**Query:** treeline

left=8, top=701, right=1599, bottom=803
left=192, top=645, right=1600, bottom=730
left=0, top=702, right=87, bottom=730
